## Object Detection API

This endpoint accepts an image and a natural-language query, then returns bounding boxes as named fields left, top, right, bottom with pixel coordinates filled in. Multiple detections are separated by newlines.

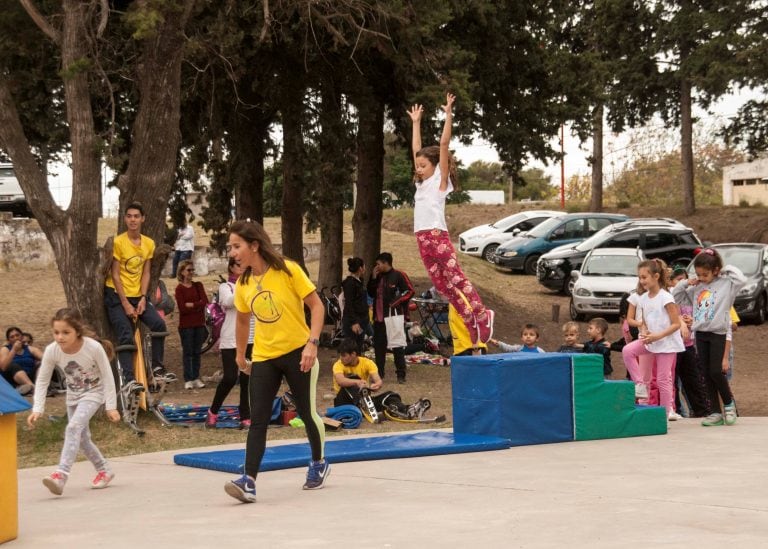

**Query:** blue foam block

left=451, top=353, right=574, bottom=445
left=174, top=431, right=511, bottom=474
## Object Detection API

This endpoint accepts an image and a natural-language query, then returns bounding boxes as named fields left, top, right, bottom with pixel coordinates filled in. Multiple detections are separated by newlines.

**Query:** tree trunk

left=680, top=77, right=696, bottom=215
left=590, top=103, right=604, bottom=212
left=232, top=114, right=270, bottom=224
left=280, top=84, right=307, bottom=267
left=352, top=93, right=385, bottom=275
left=316, top=78, right=347, bottom=291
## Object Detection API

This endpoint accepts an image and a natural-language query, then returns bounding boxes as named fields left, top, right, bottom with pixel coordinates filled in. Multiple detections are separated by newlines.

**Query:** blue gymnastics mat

left=174, top=431, right=511, bottom=474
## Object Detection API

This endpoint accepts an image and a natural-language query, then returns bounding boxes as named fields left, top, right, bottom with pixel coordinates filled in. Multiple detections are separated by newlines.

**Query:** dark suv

left=537, top=218, right=703, bottom=294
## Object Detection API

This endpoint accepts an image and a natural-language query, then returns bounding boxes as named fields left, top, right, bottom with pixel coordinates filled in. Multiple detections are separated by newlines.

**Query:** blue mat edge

left=174, top=431, right=512, bottom=474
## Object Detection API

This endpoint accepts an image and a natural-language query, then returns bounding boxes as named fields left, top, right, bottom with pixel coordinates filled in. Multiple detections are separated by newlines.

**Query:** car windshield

left=490, top=213, right=526, bottom=230
left=716, top=248, right=761, bottom=276
left=574, top=229, right=614, bottom=252
left=526, top=216, right=563, bottom=238
left=582, top=255, right=639, bottom=276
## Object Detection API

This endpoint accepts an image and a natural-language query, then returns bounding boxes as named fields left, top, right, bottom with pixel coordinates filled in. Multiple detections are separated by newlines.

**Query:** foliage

left=514, top=168, right=557, bottom=202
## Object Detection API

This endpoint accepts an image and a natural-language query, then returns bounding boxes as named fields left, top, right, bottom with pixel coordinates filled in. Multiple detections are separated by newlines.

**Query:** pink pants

left=622, top=339, right=676, bottom=412
left=416, top=229, right=488, bottom=342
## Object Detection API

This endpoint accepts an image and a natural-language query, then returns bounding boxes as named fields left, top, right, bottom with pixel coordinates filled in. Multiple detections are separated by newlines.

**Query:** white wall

left=466, top=190, right=505, bottom=205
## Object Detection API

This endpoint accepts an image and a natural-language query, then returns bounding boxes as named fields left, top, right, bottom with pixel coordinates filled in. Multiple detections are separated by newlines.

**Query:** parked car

left=0, top=163, right=32, bottom=217
left=537, top=218, right=703, bottom=294
left=686, top=243, right=768, bottom=325
left=569, top=248, right=645, bottom=321
left=458, top=210, right=563, bottom=262
left=492, top=212, right=628, bottom=274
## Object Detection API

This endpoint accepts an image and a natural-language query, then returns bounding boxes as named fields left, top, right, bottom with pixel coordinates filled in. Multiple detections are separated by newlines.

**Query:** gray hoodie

left=671, top=265, right=745, bottom=335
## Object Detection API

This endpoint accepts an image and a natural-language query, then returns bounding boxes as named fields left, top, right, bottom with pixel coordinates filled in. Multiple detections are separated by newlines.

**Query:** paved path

left=14, top=418, right=768, bottom=548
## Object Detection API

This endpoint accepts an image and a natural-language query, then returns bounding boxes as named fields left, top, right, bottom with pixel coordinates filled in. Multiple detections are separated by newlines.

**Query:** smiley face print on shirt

left=249, top=290, right=282, bottom=323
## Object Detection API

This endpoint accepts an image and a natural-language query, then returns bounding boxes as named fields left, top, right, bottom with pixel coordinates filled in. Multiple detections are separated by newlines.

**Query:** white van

left=0, top=163, right=32, bottom=217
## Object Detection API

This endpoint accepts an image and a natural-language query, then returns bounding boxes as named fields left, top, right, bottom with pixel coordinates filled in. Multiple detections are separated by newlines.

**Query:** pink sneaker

left=240, top=419, right=252, bottom=429
left=477, top=309, right=495, bottom=344
left=92, top=470, right=115, bottom=489
left=206, top=410, right=218, bottom=428
left=43, top=471, right=67, bottom=495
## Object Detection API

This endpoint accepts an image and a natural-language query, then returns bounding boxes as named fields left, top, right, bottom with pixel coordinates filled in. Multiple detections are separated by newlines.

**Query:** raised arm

left=407, top=104, right=424, bottom=163
left=439, top=92, right=455, bottom=190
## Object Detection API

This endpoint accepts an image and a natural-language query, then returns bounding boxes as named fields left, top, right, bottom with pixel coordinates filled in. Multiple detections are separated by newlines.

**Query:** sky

left=46, top=87, right=764, bottom=214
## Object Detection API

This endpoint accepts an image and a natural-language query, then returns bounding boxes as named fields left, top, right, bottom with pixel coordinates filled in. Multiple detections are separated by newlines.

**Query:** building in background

left=722, top=157, right=768, bottom=206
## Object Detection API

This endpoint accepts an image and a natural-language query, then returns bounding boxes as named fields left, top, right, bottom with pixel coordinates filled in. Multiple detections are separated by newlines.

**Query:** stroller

left=319, top=286, right=345, bottom=348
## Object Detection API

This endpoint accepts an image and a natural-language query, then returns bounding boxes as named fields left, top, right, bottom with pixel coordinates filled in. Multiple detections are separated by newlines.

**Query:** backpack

left=155, top=279, right=175, bottom=315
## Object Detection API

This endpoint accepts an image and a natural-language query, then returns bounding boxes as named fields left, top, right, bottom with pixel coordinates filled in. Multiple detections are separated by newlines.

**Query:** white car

left=569, top=248, right=645, bottom=320
left=458, top=210, right=563, bottom=262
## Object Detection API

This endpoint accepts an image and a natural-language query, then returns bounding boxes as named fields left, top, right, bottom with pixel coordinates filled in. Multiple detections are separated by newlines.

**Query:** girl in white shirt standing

left=28, top=308, right=120, bottom=496
left=407, top=93, right=494, bottom=347
left=635, top=259, right=685, bottom=421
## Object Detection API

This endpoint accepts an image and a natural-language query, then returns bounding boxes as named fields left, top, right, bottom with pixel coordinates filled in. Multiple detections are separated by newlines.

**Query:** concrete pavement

left=13, top=418, right=768, bottom=548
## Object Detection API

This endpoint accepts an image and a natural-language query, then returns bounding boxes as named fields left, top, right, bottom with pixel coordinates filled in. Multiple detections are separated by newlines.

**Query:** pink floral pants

left=416, top=229, right=488, bottom=342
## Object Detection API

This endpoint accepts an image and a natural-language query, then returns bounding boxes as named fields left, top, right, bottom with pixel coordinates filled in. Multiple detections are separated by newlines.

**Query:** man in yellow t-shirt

left=104, top=202, right=168, bottom=383
left=331, top=338, right=415, bottom=417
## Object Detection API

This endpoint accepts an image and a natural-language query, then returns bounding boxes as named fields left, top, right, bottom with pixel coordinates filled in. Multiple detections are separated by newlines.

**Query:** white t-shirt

left=628, top=291, right=643, bottom=324
left=638, top=289, right=684, bottom=354
left=218, top=280, right=254, bottom=349
left=413, top=165, right=453, bottom=233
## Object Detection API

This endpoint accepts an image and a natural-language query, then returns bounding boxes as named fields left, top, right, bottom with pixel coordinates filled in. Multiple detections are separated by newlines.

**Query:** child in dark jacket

left=583, top=317, right=612, bottom=377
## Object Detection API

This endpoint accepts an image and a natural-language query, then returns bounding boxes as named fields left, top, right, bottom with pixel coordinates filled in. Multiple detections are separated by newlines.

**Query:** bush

left=739, top=198, right=751, bottom=208
left=616, top=200, right=631, bottom=209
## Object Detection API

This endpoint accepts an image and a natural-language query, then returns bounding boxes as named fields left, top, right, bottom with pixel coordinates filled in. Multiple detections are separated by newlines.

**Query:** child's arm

left=496, top=340, right=522, bottom=353
left=626, top=303, right=643, bottom=328
left=439, top=93, right=455, bottom=191
left=407, top=104, right=424, bottom=163
left=644, top=303, right=682, bottom=344
left=28, top=346, right=56, bottom=427
left=723, top=323, right=734, bottom=374
left=721, top=265, right=747, bottom=291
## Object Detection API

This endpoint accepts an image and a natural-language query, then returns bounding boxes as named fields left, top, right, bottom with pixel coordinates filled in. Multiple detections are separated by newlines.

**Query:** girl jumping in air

left=634, top=259, right=685, bottom=421
left=672, top=249, right=745, bottom=426
left=28, top=308, right=120, bottom=496
left=407, top=93, right=494, bottom=346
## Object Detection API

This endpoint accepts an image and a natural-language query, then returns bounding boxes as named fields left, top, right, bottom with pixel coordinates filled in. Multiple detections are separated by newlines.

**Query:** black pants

left=372, top=320, right=406, bottom=381
left=695, top=331, right=733, bottom=412
left=245, top=347, right=324, bottom=478
left=675, top=345, right=711, bottom=417
left=342, top=318, right=370, bottom=354
left=210, top=347, right=251, bottom=419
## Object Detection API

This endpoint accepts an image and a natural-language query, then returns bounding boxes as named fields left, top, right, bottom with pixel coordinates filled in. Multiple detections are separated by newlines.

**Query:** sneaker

left=635, top=384, right=649, bottom=399
left=16, top=384, right=34, bottom=396
left=724, top=402, right=738, bottom=426
left=667, top=411, right=683, bottom=421
left=206, top=410, right=218, bottom=428
left=397, top=377, right=406, bottom=385
left=184, top=381, right=194, bottom=390
left=193, top=379, right=206, bottom=389
left=240, top=419, right=251, bottom=429
left=303, top=459, right=330, bottom=490
left=224, top=475, right=256, bottom=503
left=92, top=470, right=115, bottom=489
left=43, top=471, right=67, bottom=495
left=701, top=413, right=724, bottom=427
left=477, top=309, right=495, bottom=344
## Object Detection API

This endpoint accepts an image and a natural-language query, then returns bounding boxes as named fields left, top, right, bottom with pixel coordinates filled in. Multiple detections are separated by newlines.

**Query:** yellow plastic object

left=0, top=415, right=19, bottom=543
left=133, top=328, right=148, bottom=410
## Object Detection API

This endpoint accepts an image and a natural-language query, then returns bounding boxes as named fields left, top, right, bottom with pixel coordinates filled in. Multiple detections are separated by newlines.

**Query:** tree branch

left=97, top=0, right=109, bottom=38
left=19, top=0, right=61, bottom=44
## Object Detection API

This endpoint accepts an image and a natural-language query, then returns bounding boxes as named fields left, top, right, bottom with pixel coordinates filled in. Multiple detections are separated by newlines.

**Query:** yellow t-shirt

left=234, top=260, right=315, bottom=361
left=105, top=233, right=155, bottom=297
left=449, top=303, right=487, bottom=355
left=729, top=307, right=740, bottom=324
left=331, top=356, right=378, bottom=394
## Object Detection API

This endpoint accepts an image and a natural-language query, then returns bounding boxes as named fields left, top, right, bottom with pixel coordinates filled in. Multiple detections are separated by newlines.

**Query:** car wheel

left=523, top=254, right=541, bottom=275
left=755, top=293, right=766, bottom=325
left=564, top=275, right=576, bottom=297
left=569, top=298, right=585, bottom=321
left=482, top=244, right=499, bottom=263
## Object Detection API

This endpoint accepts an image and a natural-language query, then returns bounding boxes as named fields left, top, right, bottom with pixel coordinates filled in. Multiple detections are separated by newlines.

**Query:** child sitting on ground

left=557, top=321, right=582, bottom=353
left=331, top=339, right=429, bottom=419
left=582, top=317, right=612, bottom=378
left=489, top=324, right=545, bottom=353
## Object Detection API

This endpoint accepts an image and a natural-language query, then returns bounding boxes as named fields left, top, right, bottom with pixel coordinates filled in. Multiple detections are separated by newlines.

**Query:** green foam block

left=572, top=354, right=667, bottom=440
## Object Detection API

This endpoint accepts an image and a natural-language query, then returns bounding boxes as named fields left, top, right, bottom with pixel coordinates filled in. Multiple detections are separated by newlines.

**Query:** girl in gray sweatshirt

left=672, top=249, right=745, bottom=427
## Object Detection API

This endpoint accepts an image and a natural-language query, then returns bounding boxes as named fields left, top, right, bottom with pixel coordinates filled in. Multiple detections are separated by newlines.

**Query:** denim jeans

left=104, top=287, right=166, bottom=382
left=171, top=250, right=193, bottom=278
left=179, top=325, right=207, bottom=381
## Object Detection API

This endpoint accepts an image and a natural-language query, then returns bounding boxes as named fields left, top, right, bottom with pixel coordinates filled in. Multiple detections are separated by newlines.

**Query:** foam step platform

left=174, top=431, right=511, bottom=474
left=572, top=354, right=667, bottom=440
left=451, top=353, right=574, bottom=446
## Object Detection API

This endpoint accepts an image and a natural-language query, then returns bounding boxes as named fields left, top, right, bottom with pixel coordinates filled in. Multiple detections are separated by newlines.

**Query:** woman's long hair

left=228, top=220, right=290, bottom=284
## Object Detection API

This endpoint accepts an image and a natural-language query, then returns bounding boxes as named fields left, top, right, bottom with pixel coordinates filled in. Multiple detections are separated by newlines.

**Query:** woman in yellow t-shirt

left=223, top=220, right=328, bottom=504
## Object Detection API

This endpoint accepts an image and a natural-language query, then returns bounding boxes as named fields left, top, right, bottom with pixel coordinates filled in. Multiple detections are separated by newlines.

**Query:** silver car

left=569, top=248, right=645, bottom=320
